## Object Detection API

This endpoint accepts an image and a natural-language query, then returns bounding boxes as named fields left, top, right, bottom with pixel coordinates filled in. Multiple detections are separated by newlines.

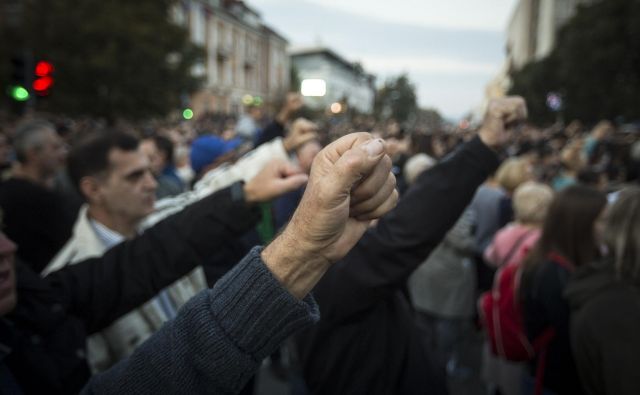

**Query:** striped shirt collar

left=89, top=219, right=125, bottom=249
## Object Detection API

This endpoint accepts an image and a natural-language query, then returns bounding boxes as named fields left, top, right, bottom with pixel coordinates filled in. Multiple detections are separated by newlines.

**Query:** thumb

left=332, top=138, right=386, bottom=191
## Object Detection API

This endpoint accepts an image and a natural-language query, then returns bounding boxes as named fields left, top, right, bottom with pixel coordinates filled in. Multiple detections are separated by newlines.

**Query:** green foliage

left=2, top=0, right=204, bottom=120
left=374, top=73, right=417, bottom=123
left=509, top=0, right=640, bottom=124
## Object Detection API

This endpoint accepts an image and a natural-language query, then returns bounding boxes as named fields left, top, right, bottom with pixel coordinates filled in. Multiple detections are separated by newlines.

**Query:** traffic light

left=33, top=60, right=54, bottom=96
left=8, top=56, right=29, bottom=102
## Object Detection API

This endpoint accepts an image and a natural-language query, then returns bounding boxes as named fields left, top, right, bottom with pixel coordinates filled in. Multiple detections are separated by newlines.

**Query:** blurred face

left=0, top=233, right=17, bottom=316
left=95, top=148, right=157, bottom=224
left=296, top=140, right=322, bottom=174
left=140, top=139, right=164, bottom=176
left=36, top=128, right=66, bottom=177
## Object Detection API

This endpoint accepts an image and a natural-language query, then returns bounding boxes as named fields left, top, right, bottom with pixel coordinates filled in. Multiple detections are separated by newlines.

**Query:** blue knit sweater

left=82, top=247, right=319, bottom=394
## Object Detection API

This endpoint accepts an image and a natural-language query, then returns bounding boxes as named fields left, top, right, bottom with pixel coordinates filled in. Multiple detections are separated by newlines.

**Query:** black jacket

left=296, top=137, right=500, bottom=394
left=566, top=262, right=640, bottom=395
left=0, top=184, right=260, bottom=394
left=521, top=256, right=584, bottom=395
left=0, top=178, right=76, bottom=272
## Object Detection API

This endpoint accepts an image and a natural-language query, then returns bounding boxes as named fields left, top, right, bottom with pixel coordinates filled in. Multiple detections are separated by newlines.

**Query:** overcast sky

left=250, top=0, right=518, bottom=119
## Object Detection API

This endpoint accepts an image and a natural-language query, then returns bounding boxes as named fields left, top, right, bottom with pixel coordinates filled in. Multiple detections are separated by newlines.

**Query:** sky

left=250, top=0, right=519, bottom=120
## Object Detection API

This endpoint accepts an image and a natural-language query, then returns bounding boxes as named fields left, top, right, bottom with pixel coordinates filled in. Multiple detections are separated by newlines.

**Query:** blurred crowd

left=0, top=93, right=639, bottom=395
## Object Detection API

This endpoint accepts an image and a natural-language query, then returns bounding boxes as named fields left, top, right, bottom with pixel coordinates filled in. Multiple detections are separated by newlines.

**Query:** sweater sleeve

left=81, top=247, right=319, bottom=395
left=314, top=136, right=500, bottom=318
left=48, top=184, right=261, bottom=333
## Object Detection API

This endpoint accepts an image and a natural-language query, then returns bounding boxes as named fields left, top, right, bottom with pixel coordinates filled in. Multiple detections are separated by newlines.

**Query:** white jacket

left=43, top=138, right=289, bottom=372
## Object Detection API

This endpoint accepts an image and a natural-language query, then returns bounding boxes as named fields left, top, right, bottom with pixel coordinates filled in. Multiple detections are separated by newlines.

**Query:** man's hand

left=478, top=96, right=528, bottom=150
left=262, top=133, right=398, bottom=298
left=243, top=159, right=309, bottom=204
left=276, top=93, right=304, bottom=124
left=282, top=118, right=319, bottom=153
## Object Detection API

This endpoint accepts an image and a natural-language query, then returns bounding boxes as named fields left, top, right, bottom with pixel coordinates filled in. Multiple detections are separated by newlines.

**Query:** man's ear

left=79, top=177, right=102, bottom=204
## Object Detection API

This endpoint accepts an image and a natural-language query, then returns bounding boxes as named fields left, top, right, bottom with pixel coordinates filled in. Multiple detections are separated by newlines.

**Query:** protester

left=484, top=181, right=554, bottom=269
left=254, top=92, right=306, bottom=147
left=408, top=208, right=477, bottom=389
left=1, top=132, right=397, bottom=394
left=140, top=134, right=186, bottom=198
left=295, top=96, right=527, bottom=394
left=566, top=187, right=640, bottom=395
left=0, top=119, right=75, bottom=272
left=519, top=185, right=607, bottom=394
left=481, top=181, right=554, bottom=395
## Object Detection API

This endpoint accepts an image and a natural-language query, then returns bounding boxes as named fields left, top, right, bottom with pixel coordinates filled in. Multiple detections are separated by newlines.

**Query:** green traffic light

left=10, top=86, right=29, bottom=102
left=182, top=108, right=194, bottom=120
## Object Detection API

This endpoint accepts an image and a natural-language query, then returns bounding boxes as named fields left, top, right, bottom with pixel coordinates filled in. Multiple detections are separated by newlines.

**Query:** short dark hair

left=152, top=135, right=174, bottom=166
left=13, top=119, right=56, bottom=163
left=67, top=131, right=139, bottom=194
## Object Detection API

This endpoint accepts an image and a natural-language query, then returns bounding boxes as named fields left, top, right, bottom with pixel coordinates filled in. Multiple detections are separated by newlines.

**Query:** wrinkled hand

left=478, top=96, right=527, bottom=150
left=283, top=118, right=319, bottom=152
left=262, top=133, right=398, bottom=298
left=243, top=159, right=309, bottom=204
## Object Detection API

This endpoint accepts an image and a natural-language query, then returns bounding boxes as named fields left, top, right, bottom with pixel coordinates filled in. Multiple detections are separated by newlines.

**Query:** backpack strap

left=499, top=228, right=537, bottom=267
left=533, top=327, right=556, bottom=395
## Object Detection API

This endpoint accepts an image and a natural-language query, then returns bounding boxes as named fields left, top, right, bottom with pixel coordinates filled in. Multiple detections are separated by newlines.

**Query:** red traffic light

left=33, top=76, right=53, bottom=94
left=35, top=61, right=54, bottom=77
left=33, top=60, right=54, bottom=95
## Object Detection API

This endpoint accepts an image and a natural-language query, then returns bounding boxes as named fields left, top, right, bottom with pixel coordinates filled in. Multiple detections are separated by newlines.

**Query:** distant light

left=35, top=61, right=54, bottom=77
left=33, top=76, right=53, bottom=93
left=10, top=86, right=29, bottom=101
left=301, top=79, right=326, bottom=97
left=242, top=94, right=254, bottom=106
left=183, top=108, right=194, bottom=120
left=330, top=102, right=342, bottom=114
left=546, top=92, right=562, bottom=112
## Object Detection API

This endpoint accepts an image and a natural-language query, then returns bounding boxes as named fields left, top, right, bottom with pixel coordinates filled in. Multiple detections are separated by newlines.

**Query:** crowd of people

left=0, top=92, right=639, bottom=395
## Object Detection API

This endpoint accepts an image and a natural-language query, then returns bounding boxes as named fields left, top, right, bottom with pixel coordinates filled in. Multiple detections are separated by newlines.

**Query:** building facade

left=506, top=0, right=595, bottom=72
left=290, top=48, right=376, bottom=114
left=478, top=0, right=594, bottom=119
left=172, top=0, right=289, bottom=116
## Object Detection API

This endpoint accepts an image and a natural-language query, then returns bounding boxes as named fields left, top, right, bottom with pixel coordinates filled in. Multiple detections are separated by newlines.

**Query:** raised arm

left=48, top=159, right=309, bottom=333
left=314, top=97, right=527, bottom=317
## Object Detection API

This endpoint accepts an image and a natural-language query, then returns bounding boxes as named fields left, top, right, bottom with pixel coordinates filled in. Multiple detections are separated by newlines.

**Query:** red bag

left=479, top=262, right=535, bottom=360
left=479, top=252, right=572, bottom=395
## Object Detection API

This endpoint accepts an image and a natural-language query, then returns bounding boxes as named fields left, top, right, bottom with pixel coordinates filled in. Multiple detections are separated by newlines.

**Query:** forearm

left=55, top=184, right=261, bottom=332
left=316, top=136, right=501, bottom=315
left=145, top=139, right=288, bottom=229
left=82, top=247, right=319, bottom=395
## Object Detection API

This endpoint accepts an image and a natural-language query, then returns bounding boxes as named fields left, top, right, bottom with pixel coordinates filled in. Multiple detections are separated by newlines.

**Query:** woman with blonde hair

left=495, top=157, right=534, bottom=226
left=484, top=181, right=554, bottom=268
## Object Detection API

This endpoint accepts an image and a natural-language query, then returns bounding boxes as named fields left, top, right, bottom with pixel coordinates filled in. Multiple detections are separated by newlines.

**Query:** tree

left=509, top=0, right=640, bottom=124
left=1, top=0, right=204, bottom=120
left=374, top=74, right=417, bottom=123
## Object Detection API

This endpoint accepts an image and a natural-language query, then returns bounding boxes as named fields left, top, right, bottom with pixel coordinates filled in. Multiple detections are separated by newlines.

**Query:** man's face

left=0, top=233, right=17, bottom=316
left=95, top=148, right=157, bottom=224
left=140, top=139, right=164, bottom=176
left=36, top=129, right=66, bottom=177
